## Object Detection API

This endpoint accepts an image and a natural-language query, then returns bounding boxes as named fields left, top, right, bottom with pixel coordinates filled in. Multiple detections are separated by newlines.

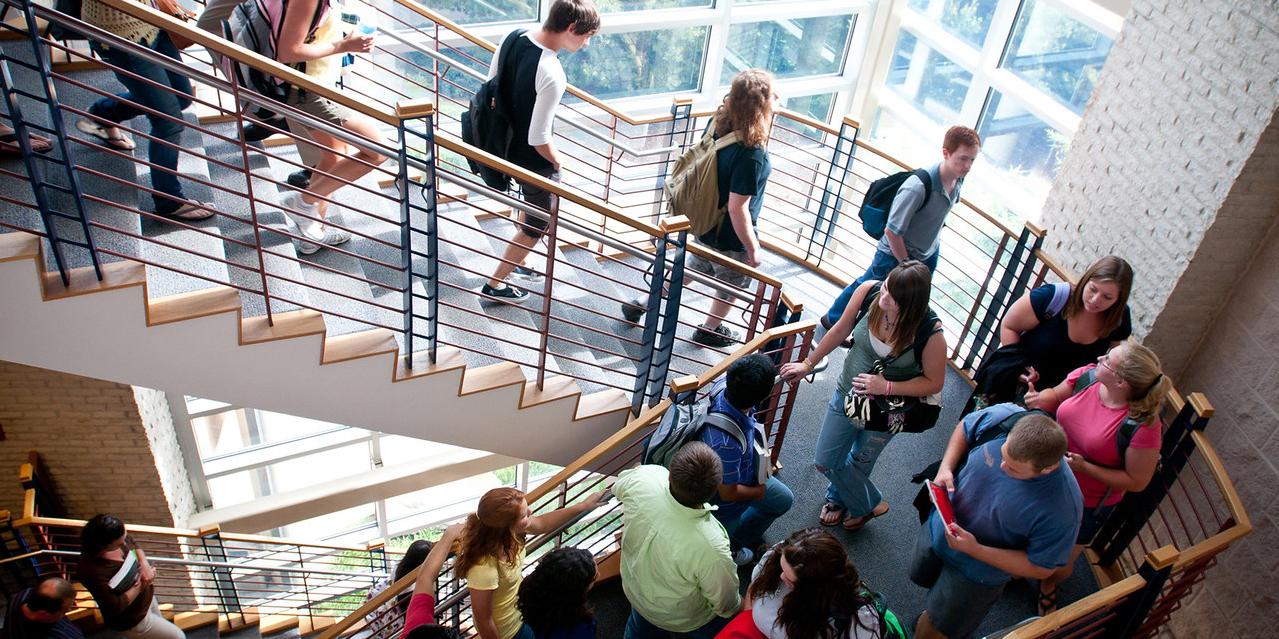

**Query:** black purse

left=843, top=318, right=944, bottom=434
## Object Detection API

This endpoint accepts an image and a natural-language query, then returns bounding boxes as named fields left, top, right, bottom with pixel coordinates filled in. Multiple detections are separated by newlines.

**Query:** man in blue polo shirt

left=4, top=578, right=84, bottom=639
left=699, top=353, right=793, bottom=566
left=912, top=405, right=1082, bottom=639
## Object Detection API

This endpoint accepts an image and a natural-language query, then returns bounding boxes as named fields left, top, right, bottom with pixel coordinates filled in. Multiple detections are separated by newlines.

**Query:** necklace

left=882, top=313, right=897, bottom=330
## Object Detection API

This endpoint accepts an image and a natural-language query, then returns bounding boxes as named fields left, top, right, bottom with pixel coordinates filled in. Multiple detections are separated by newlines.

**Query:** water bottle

left=340, top=12, right=359, bottom=68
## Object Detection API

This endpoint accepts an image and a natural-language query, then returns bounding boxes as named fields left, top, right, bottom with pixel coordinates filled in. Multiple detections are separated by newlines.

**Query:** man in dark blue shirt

left=912, top=405, right=1082, bottom=639
left=698, top=354, right=793, bottom=566
left=4, top=578, right=84, bottom=639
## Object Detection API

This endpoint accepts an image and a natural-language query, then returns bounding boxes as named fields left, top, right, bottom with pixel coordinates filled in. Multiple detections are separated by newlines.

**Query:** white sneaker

left=280, top=192, right=323, bottom=238
left=732, top=547, right=755, bottom=566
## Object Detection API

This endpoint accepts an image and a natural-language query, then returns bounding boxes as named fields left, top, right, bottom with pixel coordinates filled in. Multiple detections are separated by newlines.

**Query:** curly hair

left=454, top=488, right=526, bottom=578
left=747, top=529, right=880, bottom=639
left=517, top=547, right=596, bottom=633
left=714, top=69, right=775, bottom=148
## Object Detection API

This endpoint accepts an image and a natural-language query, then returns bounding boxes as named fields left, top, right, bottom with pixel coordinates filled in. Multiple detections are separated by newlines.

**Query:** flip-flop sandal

left=1037, top=586, right=1058, bottom=616
left=76, top=119, right=136, bottom=150
left=842, top=502, right=890, bottom=531
left=819, top=502, right=847, bottom=527
left=162, top=202, right=216, bottom=221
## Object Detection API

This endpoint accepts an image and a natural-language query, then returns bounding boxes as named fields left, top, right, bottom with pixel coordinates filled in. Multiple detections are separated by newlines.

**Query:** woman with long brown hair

left=457, top=487, right=607, bottom=639
left=779, top=261, right=946, bottom=530
left=970, top=256, right=1134, bottom=409
left=626, top=69, right=778, bottom=348
left=717, top=528, right=896, bottom=638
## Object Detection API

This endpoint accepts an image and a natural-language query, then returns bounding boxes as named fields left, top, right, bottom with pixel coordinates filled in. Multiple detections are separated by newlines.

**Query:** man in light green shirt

left=614, top=442, right=740, bottom=638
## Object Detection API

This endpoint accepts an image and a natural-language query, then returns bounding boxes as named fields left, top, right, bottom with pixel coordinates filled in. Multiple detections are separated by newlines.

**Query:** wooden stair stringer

left=0, top=230, right=631, bottom=466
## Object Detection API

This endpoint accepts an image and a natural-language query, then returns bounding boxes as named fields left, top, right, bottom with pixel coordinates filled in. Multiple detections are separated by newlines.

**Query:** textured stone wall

left=0, top=361, right=193, bottom=527
left=1039, top=0, right=1279, bottom=377
left=132, top=387, right=197, bottom=528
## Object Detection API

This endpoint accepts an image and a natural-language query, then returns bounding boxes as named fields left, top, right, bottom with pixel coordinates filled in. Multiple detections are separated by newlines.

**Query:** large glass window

left=885, top=31, right=973, bottom=123
left=721, top=15, right=854, bottom=84
left=420, top=0, right=538, bottom=26
left=908, top=0, right=1000, bottom=47
left=1001, top=0, right=1112, bottom=114
left=971, top=89, right=1067, bottom=219
left=561, top=27, right=709, bottom=100
left=596, top=0, right=711, bottom=11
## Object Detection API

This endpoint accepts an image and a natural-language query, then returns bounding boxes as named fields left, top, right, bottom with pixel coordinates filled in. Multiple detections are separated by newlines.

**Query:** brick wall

left=1168, top=216, right=1279, bottom=636
left=0, top=361, right=191, bottom=527
left=1039, top=0, right=1279, bottom=377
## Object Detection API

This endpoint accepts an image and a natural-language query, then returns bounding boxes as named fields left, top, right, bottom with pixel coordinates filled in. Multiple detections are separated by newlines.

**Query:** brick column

left=0, top=361, right=196, bottom=527
left=1039, top=0, right=1279, bottom=377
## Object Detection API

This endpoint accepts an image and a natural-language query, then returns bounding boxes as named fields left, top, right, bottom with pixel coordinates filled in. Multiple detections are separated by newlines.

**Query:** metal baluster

left=228, top=81, right=274, bottom=325
left=654, top=98, right=693, bottom=222
left=395, top=99, right=438, bottom=364
left=810, top=116, right=859, bottom=264
left=642, top=216, right=691, bottom=409
left=199, top=525, right=243, bottom=622
left=1109, top=547, right=1179, bottom=639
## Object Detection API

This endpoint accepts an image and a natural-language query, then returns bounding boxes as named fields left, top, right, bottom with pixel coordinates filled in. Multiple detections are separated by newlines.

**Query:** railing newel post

left=632, top=216, right=691, bottom=413
left=395, top=99, right=439, bottom=366
left=534, top=193, right=560, bottom=391
left=654, top=97, right=693, bottom=222
left=198, top=525, right=241, bottom=620
left=1108, top=546, right=1179, bottom=639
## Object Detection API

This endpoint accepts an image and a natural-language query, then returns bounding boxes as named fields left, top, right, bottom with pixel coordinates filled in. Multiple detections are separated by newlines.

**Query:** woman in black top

left=972, top=256, right=1133, bottom=408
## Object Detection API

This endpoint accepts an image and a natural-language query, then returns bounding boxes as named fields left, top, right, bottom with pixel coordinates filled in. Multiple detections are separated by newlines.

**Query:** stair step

left=218, top=610, right=261, bottom=634
left=148, top=286, right=242, bottom=326
left=260, top=614, right=301, bottom=636
left=240, top=309, right=326, bottom=344
left=322, top=328, right=399, bottom=365
left=460, top=362, right=525, bottom=396
left=42, top=259, right=145, bottom=300
left=142, top=224, right=230, bottom=299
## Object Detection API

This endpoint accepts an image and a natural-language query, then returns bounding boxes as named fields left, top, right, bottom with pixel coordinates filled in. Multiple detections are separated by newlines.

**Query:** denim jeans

left=823, top=249, right=940, bottom=326
left=88, top=32, right=193, bottom=215
left=719, top=476, right=793, bottom=550
left=624, top=610, right=731, bottom=639
left=814, top=390, right=895, bottom=517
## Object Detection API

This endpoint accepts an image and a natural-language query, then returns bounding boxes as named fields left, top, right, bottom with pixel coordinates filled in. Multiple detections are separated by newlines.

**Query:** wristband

left=802, top=358, right=814, bottom=371
left=886, top=380, right=893, bottom=395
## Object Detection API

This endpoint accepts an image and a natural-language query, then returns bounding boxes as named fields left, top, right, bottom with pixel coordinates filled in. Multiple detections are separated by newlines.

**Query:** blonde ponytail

left=1117, top=339, right=1171, bottom=425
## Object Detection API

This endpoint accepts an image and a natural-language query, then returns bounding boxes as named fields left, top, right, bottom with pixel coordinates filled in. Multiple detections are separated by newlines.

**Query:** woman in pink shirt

left=1024, top=339, right=1171, bottom=614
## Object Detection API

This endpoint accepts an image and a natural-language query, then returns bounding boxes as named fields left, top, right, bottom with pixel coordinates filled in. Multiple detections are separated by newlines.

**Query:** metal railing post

left=810, top=116, right=859, bottom=263
left=1090, top=398, right=1213, bottom=566
left=961, top=222, right=1045, bottom=370
left=654, top=98, right=693, bottom=221
left=1109, top=546, right=1178, bottom=639
left=396, top=99, right=439, bottom=365
left=198, top=525, right=243, bottom=620
left=0, top=4, right=101, bottom=283
left=631, top=216, right=691, bottom=414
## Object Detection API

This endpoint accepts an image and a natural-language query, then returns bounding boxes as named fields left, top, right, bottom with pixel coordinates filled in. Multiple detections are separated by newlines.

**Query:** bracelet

left=886, top=380, right=893, bottom=395
left=802, top=358, right=814, bottom=370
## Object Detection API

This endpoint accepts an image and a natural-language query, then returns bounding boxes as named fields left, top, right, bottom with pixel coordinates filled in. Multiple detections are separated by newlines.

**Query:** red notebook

left=926, top=480, right=958, bottom=535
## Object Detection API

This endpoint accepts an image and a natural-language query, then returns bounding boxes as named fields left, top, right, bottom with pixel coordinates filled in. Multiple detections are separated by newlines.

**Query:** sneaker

left=280, top=192, right=322, bottom=238
left=510, top=266, right=544, bottom=283
left=692, top=324, right=740, bottom=348
left=286, top=168, right=313, bottom=190
left=294, top=226, right=351, bottom=255
left=732, top=547, right=755, bottom=566
left=481, top=282, right=529, bottom=304
left=621, top=298, right=645, bottom=323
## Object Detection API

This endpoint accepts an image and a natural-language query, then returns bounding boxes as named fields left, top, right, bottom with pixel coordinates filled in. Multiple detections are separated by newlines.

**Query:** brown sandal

left=819, top=502, right=846, bottom=527
left=843, top=502, right=890, bottom=531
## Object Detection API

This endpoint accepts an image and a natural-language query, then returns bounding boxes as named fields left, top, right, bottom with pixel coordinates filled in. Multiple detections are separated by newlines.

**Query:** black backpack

left=461, top=29, right=525, bottom=192
left=859, top=168, right=933, bottom=239
left=48, top=0, right=84, bottom=41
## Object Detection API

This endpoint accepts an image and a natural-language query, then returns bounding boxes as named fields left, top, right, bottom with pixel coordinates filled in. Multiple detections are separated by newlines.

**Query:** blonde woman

left=1024, top=339, right=1171, bottom=614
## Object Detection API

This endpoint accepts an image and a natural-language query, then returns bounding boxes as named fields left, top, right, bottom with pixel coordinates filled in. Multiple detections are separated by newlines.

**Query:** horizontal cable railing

left=319, top=318, right=816, bottom=639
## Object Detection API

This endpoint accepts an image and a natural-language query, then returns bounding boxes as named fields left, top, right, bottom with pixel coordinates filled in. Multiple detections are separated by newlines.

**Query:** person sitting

left=455, top=487, right=607, bottom=639
left=614, top=441, right=740, bottom=638
left=78, top=514, right=184, bottom=639
left=779, top=260, right=945, bottom=531
left=700, top=353, right=792, bottom=565
left=273, top=0, right=388, bottom=254
left=717, top=528, right=896, bottom=639
left=1025, top=340, right=1171, bottom=614
left=912, top=408, right=1082, bottom=639
left=3, top=577, right=84, bottom=639
left=516, top=547, right=598, bottom=639
left=398, top=523, right=463, bottom=639
left=970, top=256, right=1134, bottom=410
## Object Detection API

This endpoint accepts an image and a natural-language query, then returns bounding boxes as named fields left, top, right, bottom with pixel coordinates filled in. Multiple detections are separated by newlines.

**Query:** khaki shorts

left=286, top=88, right=353, bottom=127
left=687, top=247, right=751, bottom=301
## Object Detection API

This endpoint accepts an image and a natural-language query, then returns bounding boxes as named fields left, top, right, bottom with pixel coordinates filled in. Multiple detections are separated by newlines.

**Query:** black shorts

left=514, top=168, right=559, bottom=239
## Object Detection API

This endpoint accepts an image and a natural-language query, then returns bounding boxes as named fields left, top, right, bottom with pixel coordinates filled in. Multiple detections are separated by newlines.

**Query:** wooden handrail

left=94, top=0, right=399, bottom=125
left=1174, top=431, right=1252, bottom=567
left=1004, top=571, right=1148, bottom=638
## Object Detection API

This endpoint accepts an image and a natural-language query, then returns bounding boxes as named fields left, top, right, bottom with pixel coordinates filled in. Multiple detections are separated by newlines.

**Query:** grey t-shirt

left=875, top=163, right=961, bottom=260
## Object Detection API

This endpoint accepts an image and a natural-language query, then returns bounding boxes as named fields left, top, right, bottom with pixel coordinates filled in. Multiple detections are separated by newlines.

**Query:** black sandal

left=819, top=502, right=846, bottom=527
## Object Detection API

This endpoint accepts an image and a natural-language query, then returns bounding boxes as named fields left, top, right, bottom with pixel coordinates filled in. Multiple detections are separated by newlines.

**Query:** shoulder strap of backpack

left=1071, top=367, right=1098, bottom=396
left=852, top=282, right=882, bottom=330
left=974, top=408, right=1047, bottom=448
left=701, top=411, right=749, bottom=449
left=910, top=310, right=942, bottom=364
left=493, top=28, right=526, bottom=91
left=912, top=167, right=933, bottom=207
left=1071, top=368, right=1145, bottom=460
left=1044, top=281, right=1071, bottom=318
